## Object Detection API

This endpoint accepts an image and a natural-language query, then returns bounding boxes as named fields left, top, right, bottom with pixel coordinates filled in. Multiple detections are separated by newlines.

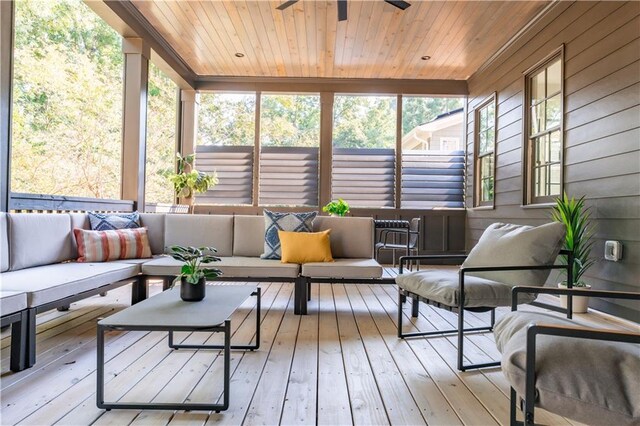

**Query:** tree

left=11, top=0, right=123, bottom=198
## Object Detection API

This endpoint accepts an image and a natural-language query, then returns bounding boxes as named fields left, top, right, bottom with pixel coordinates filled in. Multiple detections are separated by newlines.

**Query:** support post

left=121, top=38, right=150, bottom=212
left=178, top=89, right=199, bottom=207
left=319, top=92, right=334, bottom=209
left=0, top=0, right=14, bottom=212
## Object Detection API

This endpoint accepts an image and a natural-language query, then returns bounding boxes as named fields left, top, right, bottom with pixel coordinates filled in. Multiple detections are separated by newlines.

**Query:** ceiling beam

left=195, top=77, right=468, bottom=96
left=86, top=0, right=197, bottom=89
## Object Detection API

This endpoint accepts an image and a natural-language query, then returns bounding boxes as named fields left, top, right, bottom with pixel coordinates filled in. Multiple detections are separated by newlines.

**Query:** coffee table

left=96, top=285, right=261, bottom=412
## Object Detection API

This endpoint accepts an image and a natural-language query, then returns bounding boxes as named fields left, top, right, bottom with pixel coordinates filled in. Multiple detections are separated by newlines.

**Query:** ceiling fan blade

left=384, top=0, right=411, bottom=10
left=338, top=0, right=347, bottom=21
left=276, top=0, right=299, bottom=11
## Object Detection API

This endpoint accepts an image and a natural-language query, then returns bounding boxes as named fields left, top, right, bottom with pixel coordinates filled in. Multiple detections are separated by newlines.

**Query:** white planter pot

left=558, top=283, right=591, bottom=313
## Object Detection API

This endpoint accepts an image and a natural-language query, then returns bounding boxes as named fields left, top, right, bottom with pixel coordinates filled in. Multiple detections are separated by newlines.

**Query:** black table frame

left=96, top=288, right=261, bottom=412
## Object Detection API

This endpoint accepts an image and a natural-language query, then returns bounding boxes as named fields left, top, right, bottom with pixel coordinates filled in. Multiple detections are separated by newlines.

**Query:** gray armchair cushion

left=8, top=213, right=74, bottom=271
left=462, top=222, right=566, bottom=287
left=396, top=269, right=535, bottom=308
left=0, top=290, right=27, bottom=315
left=1, top=262, right=140, bottom=307
left=141, top=256, right=300, bottom=279
left=495, top=311, right=640, bottom=425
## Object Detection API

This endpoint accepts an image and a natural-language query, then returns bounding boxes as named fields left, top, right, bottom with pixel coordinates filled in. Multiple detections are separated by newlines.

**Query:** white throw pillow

left=462, top=222, right=566, bottom=287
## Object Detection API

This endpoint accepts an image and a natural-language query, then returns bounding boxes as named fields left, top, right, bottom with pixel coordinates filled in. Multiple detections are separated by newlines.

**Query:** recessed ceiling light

left=235, top=52, right=245, bottom=58
left=421, top=55, right=431, bottom=61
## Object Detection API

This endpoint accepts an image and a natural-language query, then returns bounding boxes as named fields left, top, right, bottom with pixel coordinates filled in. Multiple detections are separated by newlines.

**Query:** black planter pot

left=180, top=277, right=206, bottom=302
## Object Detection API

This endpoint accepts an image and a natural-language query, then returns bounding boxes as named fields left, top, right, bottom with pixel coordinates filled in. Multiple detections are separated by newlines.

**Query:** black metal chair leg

left=411, top=296, right=419, bottom=317
left=307, top=281, right=311, bottom=301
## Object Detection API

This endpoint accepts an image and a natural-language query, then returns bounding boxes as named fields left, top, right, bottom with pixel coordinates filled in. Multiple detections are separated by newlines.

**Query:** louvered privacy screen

left=401, top=150, right=465, bottom=208
left=332, top=148, right=395, bottom=208
left=195, top=145, right=253, bottom=205
left=259, top=146, right=319, bottom=206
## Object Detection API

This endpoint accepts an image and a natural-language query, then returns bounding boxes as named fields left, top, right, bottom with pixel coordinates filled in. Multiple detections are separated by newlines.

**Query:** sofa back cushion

left=139, top=213, right=165, bottom=255
left=8, top=213, right=74, bottom=271
left=164, top=214, right=234, bottom=256
left=69, top=213, right=90, bottom=259
left=0, top=213, right=8, bottom=272
left=233, top=215, right=264, bottom=257
left=462, top=222, right=566, bottom=287
left=313, top=216, right=374, bottom=258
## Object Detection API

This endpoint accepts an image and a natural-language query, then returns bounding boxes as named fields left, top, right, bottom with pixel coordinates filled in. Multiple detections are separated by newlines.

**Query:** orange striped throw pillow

left=73, top=227, right=152, bottom=262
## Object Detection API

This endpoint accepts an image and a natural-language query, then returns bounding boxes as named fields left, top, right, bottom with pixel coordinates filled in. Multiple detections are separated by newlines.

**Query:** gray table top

left=99, top=285, right=257, bottom=330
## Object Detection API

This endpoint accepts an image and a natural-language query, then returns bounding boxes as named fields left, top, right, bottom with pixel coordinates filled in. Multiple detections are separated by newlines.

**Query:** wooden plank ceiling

left=131, top=0, right=550, bottom=80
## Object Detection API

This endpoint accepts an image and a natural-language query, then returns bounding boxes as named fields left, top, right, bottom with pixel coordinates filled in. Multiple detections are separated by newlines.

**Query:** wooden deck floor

left=1, top=271, right=633, bottom=426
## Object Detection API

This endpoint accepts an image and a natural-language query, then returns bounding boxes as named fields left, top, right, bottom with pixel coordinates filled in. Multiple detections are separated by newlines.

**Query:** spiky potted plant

left=322, top=198, right=350, bottom=217
left=170, top=245, right=222, bottom=302
left=551, top=193, right=596, bottom=313
left=168, top=153, right=218, bottom=214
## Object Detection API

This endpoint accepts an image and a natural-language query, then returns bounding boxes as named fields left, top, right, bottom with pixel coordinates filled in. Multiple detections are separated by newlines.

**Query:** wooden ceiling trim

left=253, top=1, right=286, bottom=77
left=362, top=4, right=395, bottom=79
left=102, top=0, right=197, bottom=87
left=195, top=76, right=468, bottom=96
left=181, top=2, right=231, bottom=76
left=197, top=1, right=243, bottom=76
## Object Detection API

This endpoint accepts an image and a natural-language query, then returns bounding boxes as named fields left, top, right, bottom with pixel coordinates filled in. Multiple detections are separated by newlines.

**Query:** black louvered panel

left=332, top=148, right=395, bottom=208
left=259, top=146, right=319, bottom=207
left=195, top=145, right=254, bottom=205
left=401, top=150, right=465, bottom=208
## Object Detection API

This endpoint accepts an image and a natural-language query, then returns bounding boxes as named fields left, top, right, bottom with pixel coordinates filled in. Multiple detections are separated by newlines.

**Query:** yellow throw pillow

left=278, top=229, right=334, bottom=264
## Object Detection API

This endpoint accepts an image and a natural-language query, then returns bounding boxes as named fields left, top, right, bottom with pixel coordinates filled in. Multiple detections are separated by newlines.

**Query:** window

left=401, top=96, right=465, bottom=208
left=332, top=95, right=397, bottom=208
left=474, top=95, right=496, bottom=207
left=259, top=94, right=320, bottom=206
left=145, top=63, right=177, bottom=205
left=524, top=52, right=563, bottom=204
left=196, top=92, right=256, bottom=205
left=11, top=0, right=123, bottom=199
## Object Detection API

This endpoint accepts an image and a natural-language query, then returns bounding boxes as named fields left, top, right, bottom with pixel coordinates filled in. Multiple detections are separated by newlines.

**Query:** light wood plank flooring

left=1, top=270, right=634, bottom=426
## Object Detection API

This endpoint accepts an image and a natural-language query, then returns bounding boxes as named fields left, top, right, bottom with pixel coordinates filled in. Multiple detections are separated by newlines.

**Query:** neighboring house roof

left=402, top=108, right=464, bottom=151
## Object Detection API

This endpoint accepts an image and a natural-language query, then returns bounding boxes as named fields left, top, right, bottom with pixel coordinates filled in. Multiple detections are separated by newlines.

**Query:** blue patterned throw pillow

left=261, top=210, right=317, bottom=260
left=88, top=212, right=140, bottom=231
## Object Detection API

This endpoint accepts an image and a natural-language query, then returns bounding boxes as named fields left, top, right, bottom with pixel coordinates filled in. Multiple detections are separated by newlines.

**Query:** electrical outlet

left=604, top=240, right=622, bottom=261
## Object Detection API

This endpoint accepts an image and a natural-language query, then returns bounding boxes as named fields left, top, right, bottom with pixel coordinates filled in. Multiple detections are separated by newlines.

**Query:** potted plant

left=169, top=245, right=222, bottom=302
left=322, top=198, right=350, bottom=217
left=168, top=153, right=218, bottom=214
left=551, top=193, right=596, bottom=313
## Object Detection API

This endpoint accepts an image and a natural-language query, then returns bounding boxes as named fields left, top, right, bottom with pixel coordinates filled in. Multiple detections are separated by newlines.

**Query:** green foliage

left=322, top=198, right=350, bottom=216
left=332, top=96, right=396, bottom=149
left=260, top=94, right=320, bottom=147
left=551, top=192, right=596, bottom=286
left=168, top=153, right=218, bottom=198
left=169, top=246, right=221, bottom=286
left=12, top=0, right=123, bottom=198
left=401, top=97, right=463, bottom=137
left=146, top=63, right=178, bottom=204
left=198, top=93, right=256, bottom=146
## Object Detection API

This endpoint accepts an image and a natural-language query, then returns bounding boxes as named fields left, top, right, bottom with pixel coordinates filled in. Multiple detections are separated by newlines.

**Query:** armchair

left=497, top=286, right=640, bottom=426
left=396, top=222, right=572, bottom=371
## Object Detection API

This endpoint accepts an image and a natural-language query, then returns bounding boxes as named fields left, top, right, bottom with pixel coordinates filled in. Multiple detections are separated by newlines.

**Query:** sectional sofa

left=0, top=212, right=391, bottom=372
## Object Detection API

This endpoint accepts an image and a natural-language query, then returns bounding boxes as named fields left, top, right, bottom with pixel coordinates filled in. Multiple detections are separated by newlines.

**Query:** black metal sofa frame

left=396, top=249, right=575, bottom=371
left=508, top=286, right=640, bottom=426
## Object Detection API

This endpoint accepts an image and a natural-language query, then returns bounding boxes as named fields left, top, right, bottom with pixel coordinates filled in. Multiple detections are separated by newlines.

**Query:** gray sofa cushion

left=462, top=222, right=566, bottom=287
left=495, top=311, right=640, bottom=425
left=302, top=258, right=383, bottom=279
left=313, top=216, right=374, bottom=259
left=164, top=214, right=234, bottom=257
left=0, top=290, right=27, bottom=315
left=139, top=213, right=166, bottom=255
left=141, top=256, right=300, bottom=278
left=8, top=213, right=74, bottom=271
left=0, top=262, right=140, bottom=307
left=396, top=269, right=535, bottom=308
left=233, top=215, right=264, bottom=257
left=1, top=213, right=8, bottom=272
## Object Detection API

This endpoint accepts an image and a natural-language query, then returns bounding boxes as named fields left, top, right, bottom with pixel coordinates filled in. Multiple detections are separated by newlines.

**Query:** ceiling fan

left=276, top=0, right=411, bottom=22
